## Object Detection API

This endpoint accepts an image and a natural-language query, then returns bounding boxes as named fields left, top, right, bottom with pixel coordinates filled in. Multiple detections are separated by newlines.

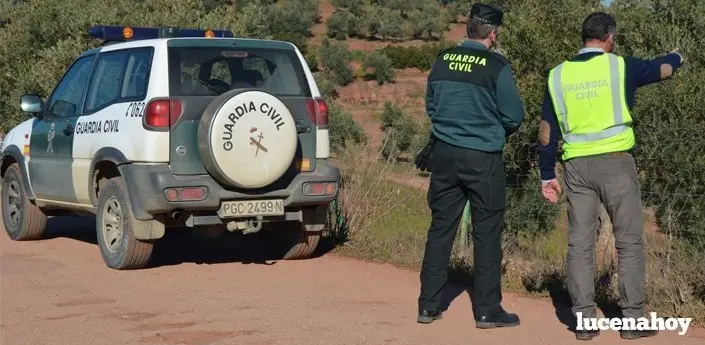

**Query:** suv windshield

left=167, top=46, right=310, bottom=97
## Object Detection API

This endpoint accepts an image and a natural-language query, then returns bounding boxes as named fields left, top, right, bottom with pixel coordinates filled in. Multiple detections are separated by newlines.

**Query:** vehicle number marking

left=126, top=101, right=145, bottom=117
left=217, top=199, right=284, bottom=218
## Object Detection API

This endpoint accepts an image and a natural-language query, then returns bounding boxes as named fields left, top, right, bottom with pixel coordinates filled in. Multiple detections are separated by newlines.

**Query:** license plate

left=217, top=199, right=284, bottom=218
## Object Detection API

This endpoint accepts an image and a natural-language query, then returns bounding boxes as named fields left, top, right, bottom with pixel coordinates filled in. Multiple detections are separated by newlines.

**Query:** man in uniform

left=415, top=3, right=525, bottom=329
left=537, top=12, right=684, bottom=340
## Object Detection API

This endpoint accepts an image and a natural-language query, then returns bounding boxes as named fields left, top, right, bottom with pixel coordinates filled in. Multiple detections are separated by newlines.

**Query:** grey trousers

left=563, top=152, right=645, bottom=319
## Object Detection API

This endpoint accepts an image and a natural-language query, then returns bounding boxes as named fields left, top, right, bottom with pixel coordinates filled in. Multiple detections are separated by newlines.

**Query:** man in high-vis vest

left=537, top=12, right=683, bottom=341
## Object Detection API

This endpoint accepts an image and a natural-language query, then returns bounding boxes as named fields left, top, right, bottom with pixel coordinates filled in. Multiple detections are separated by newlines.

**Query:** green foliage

left=361, top=51, right=395, bottom=85
left=313, top=71, right=339, bottom=99
left=331, top=0, right=367, bottom=16
left=380, top=102, right=419, bottom=161
left=409, top=116, right=432, bottom=156
left=380, top=40, right=458, bottom=71
left=328, top=101, right=366, bottom=154
left=318, top=38, right=354, bottom=86
left=329, top=0, right=455, bottom=41
left=326, top=9, right=360, bottom=40
left=266, top=0, right=319, bottom=38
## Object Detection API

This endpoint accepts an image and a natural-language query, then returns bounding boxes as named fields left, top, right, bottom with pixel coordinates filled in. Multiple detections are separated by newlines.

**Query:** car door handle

left=63, top=123, right=74, bottom=136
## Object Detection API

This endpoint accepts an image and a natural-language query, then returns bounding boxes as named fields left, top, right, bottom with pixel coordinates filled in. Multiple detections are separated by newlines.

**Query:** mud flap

left=302, top=205, right=328, bottom=232
left=132, top=215, right=166, bottom=240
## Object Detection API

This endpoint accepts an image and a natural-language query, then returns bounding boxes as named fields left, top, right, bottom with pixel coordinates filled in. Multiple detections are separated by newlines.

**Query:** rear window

left=167, top=47, right=310, bottom=97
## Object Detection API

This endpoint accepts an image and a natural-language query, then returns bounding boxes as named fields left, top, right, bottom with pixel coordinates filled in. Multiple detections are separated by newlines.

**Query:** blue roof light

left=87, top=25, right=234, bottom=42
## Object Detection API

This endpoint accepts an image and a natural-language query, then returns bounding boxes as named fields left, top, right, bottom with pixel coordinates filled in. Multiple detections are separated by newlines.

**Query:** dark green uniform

left=425, top=41, right=524, bottom=152
left=416, top=3, right=525, bottom=327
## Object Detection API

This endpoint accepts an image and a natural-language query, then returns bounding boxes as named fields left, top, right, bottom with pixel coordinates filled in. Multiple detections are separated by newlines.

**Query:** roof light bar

left=87, top=25, right=234, bottom=42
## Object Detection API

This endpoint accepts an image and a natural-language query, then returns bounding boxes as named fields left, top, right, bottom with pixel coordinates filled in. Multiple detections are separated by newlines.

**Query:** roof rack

left=88, top=25, right=234, bottom=42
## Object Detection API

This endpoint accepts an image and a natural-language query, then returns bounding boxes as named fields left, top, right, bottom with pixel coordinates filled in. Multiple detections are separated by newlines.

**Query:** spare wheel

left=199, top=89, right=298, bottom=189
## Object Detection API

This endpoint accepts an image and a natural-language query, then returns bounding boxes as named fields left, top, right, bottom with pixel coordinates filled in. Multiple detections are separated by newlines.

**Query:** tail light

left=306, top=97, right=329, bottom=128
left=163, top=187, right=207, bottom=201
left=302, top=182, right=336, bottom=196
left=144, top=98, right=183, bottom=130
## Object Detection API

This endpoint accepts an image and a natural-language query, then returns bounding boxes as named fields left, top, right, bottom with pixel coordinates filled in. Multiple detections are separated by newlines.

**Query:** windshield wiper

left=194, top=78, right=224, bottom=95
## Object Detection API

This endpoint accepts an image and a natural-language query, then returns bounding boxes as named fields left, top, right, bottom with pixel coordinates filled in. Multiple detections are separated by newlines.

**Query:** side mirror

left=20, top=94, right=43, bottom=116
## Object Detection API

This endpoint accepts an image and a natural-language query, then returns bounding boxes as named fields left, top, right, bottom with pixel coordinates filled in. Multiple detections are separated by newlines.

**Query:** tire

left=95, top=176, right=154, bottom=270
left=267, top=221, right=321, bottom=260
left=2, top=163, right=47, bottom=241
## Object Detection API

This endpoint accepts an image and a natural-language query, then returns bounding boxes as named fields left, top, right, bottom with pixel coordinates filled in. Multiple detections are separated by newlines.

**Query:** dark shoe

left=417, top=310, right=443, bottom=324
left=475, top=310, right=520, bottom=329
left=575, top=330, right=600, bottom=341
left=620, top=330, right=658, bottom=339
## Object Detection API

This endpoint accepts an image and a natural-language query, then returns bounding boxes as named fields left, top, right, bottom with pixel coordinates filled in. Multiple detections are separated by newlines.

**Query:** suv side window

left=84, top=47, right=153, bottom=114
left=45, top=55, right=95, bottom=118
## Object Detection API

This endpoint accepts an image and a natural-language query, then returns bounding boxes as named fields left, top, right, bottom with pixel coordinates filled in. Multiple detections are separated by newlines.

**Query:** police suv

left=0, top=26, right=340, bottom=269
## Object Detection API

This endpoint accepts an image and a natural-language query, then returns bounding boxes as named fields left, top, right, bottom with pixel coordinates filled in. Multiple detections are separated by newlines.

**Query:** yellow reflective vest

left=547, top=53, right=635, bottom=160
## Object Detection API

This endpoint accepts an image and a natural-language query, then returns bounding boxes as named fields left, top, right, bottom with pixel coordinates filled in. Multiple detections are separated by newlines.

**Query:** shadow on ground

left=522, top=269, right=622, bottom=332
left=436, top=258, right=622, bottom=334
left=41, top=215, right=335, bottom=269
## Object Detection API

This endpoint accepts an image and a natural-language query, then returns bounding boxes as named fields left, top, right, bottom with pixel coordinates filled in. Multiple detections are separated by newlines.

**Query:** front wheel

left=95, top=176, right=154, bottom=270
left=2, top=163, right=47, bottom=241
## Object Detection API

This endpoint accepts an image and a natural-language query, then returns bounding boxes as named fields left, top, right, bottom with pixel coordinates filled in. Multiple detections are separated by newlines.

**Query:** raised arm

left=625, top=50, right=683, bottom=87
left=496, top=65, right=525, bottom=137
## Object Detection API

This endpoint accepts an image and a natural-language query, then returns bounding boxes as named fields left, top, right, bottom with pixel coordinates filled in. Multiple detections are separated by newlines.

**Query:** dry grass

left=325, top=139, right=426, bottom=245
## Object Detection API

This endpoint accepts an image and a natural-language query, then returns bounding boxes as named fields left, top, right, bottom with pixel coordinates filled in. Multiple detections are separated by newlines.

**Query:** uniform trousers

left=563, top=152, right=645, bottom=319
left=418, top=139, right=506, bottom=318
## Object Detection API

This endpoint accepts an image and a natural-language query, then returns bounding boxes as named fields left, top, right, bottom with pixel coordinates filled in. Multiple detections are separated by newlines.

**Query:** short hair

left=581, top=12, right=616, bottom=43
left=466, top=18, right=498, bottom=39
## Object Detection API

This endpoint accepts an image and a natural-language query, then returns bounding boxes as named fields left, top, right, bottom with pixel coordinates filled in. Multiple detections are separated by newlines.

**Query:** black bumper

left=119, top=159, right=340, bottom=221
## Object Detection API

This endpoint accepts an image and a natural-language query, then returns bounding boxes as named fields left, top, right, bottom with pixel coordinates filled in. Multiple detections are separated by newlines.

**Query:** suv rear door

left=164, top=39, right=317, bottom=179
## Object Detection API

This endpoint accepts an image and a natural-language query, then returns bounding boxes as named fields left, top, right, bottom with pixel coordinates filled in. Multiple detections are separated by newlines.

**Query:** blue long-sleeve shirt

left=538, top=49, right=683, bottom=181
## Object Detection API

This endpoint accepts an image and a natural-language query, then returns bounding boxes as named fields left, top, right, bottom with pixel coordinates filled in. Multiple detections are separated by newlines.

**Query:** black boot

left=417, top=310, right=443, bottom=324
left=575, top=329, right=600, bottom=340
left=475, top=309, right=520, bottom=329
left=620, top=329, right=658, bottom=339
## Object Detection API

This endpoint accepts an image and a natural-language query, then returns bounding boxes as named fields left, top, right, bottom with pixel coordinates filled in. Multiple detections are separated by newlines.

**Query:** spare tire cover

left=199, top=89, right=298, bottom=189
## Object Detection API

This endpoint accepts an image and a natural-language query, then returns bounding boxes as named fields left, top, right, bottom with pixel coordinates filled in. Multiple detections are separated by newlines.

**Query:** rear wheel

left=2, top=163, right=47, bottom=241
left=266, top=222, right=321, bottom=260
left=96, top=176, right=154, bottom=270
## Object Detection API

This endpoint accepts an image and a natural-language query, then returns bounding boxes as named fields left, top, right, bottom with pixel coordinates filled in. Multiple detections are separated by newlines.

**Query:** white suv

left=1, top=26, right=340, bottom=270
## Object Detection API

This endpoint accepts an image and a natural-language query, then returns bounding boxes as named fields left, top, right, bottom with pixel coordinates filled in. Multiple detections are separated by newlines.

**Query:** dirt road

left=1, top=217, right=704, bottom=345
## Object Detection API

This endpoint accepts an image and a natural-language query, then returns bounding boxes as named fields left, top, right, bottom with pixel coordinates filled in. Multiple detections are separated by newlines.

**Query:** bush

left=333, top=0, right=454, bottom=41
left=407, top=2, right=450, bottom=40
left=267, top=0, right=319, bottom=38
left=326, top=9, right=359, bottom=40
left=362, top=51, right=395, bottom=85
left=331, top=0, right=367, bottom=17
left=379, top=102, right=419, bottom=161
left=313, top=71, right=339, bottom=99
left=318, top=38, right=354, bottom=86
left=380, top=40, right=458, bottom=71
left=328, top=101, right=366, bottom=154
left=375, top=8, right=412, bottom=41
